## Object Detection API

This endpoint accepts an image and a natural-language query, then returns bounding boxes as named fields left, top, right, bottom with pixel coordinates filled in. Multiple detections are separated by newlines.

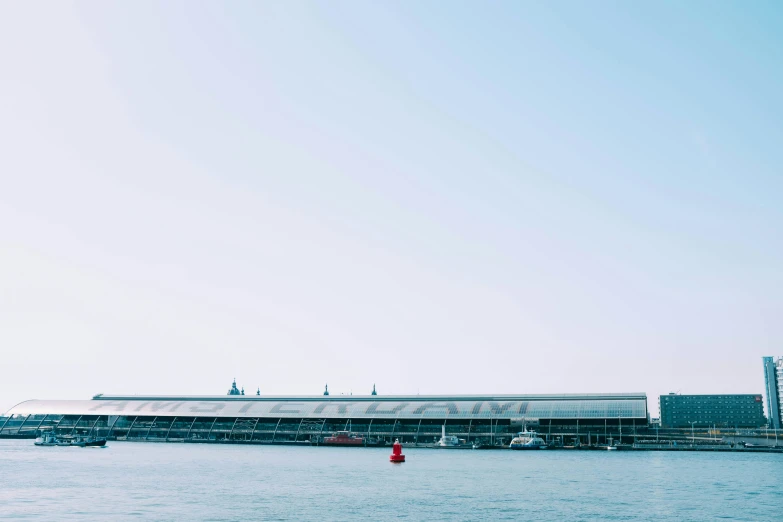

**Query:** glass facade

left=763, top=357, right=781, bottom=429
left=1, top=394, right=649, bottom=446
left=0, top=413, right=648, bottom=446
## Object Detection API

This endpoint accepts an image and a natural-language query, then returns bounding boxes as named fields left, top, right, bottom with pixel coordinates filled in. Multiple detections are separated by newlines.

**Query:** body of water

left=1, top=440, right=780, bottom=521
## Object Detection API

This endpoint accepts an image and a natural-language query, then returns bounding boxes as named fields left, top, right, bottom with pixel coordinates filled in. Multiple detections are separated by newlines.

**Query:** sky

left=1, top=1, right=781, bottom=416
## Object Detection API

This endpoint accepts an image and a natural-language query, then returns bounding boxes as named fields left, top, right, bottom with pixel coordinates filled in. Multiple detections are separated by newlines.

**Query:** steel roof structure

left=5, top=393, right=648, bottom=420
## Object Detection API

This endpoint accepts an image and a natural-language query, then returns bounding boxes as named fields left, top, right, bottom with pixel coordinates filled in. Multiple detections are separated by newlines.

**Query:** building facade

left=1, top=393, right=648, bottom=445
left=763, top=357, right=781, bottom=429
left=659, top=394, right=765, bottom=429
left=779, top=361, right=783, bottom=427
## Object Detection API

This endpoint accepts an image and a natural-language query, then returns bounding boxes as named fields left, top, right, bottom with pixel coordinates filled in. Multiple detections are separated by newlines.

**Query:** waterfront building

left=659, top=394, right=765, bottom=429
left=1, top=392, right=648, bottom=445
left=763, top=356, right=782, bottom=429
left=779, top=360, right=783, bottom=427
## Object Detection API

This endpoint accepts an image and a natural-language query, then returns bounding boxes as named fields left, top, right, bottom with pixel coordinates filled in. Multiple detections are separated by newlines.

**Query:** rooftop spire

left=371, top=384, right=377, bottom=396
left=227, top=378, right=241, bottom=395
left=324, top=384, right=329, bottom=396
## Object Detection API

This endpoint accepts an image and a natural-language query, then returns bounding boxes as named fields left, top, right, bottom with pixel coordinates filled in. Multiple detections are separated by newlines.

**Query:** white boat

left=509, top=430, right=548, bottom=450
left=435, top=426, right=468, bottom=448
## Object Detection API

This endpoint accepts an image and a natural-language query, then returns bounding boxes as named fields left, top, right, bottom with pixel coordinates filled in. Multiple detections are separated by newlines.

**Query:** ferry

left=509, top=430, right=548, bottom=450
left=323, top=431, right=365, bottom=446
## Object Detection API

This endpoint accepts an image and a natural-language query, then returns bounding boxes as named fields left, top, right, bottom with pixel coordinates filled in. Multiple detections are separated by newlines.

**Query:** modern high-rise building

left=779, top=361, right=783, bottom=427
left=762, top=356, right=782, bottom=429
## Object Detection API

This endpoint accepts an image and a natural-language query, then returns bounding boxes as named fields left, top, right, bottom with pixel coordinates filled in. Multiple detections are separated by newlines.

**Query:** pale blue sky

left=1, top=1, right=781, bottom=415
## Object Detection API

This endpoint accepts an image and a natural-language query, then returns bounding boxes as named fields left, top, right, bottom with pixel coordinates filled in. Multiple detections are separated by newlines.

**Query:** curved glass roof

left=6, top=394, right=647, bottom=420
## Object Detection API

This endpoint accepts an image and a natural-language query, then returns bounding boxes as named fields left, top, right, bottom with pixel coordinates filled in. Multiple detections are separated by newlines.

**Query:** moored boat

left=435, top=426, right=471, bottom=448
left=323, top=431, right=365, bottom=446
left=509, top=430, right=548, bottom=450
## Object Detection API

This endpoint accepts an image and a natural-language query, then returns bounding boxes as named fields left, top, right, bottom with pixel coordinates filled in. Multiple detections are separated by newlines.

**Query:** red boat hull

left=323, top=434, right=364, bottom=445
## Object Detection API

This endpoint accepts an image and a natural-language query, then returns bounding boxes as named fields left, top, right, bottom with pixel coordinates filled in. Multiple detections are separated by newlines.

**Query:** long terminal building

left=1, top=392, right=649, bottom=445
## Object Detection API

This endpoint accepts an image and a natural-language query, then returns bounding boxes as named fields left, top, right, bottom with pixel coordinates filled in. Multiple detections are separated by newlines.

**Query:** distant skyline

left=1, top=2, right=781, bottom=415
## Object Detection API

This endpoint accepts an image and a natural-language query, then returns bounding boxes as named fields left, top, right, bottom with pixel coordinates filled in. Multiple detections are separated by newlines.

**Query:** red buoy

left=389, top=439, right=405, bottom=463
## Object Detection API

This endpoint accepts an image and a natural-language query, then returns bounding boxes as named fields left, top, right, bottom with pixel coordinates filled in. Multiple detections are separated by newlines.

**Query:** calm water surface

left=1, top=440, right=781, bottom=521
